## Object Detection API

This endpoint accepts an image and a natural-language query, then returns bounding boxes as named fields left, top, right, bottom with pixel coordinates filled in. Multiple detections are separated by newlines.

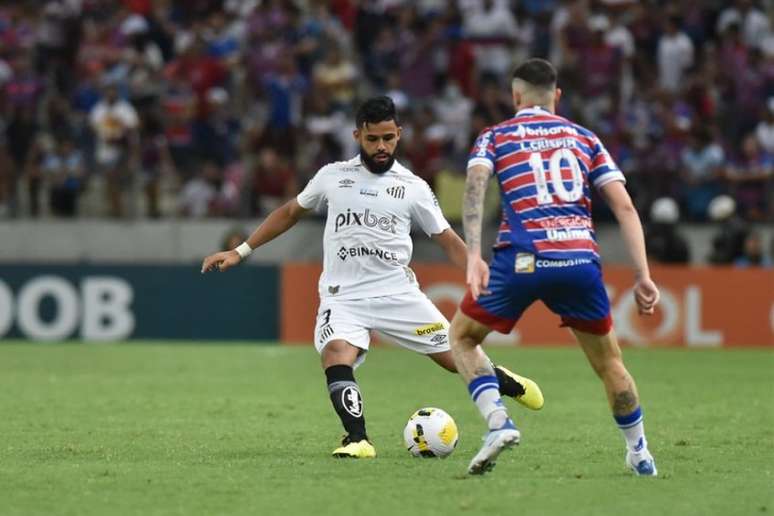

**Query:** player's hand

left=633, top=276, right=660, bottom=315
left=201, top=250, right=241, bottom=273
left=466, top=253, right=491, bottom=300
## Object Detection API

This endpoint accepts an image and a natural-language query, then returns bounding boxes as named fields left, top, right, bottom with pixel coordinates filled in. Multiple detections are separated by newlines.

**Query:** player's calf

left=574, top=328, right=656, bottom=476
left=322, top=341, right=371, bottom=453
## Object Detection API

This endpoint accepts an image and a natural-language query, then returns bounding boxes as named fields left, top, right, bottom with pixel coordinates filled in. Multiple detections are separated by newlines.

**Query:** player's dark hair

left=355, top=96, right=398, bottom=128
left=512, top=58, right=557, bottom=89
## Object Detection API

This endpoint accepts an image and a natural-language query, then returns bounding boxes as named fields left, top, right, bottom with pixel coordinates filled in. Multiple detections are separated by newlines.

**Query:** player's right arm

left=202, top=166, right=329, bottom=273
left=201, top=199, right=310, bottom=273
left=598, top=181, right=659, bottom=315
left=464, top=127, right=496, bottom=300
left=463, top=164, right=492, bottom=300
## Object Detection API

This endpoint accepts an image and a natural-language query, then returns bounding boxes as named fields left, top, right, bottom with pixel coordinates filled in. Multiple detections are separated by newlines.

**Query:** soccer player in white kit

left=201, top=97, right=543, bottom=458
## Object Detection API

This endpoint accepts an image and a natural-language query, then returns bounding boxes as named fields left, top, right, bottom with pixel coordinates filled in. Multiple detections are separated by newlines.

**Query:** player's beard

left=360, top=147, right=395, bottom=175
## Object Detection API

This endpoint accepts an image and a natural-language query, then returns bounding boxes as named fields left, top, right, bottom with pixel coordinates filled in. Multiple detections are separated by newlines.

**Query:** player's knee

left=449, top=315, right=480, bottom=350
left=320, top=340, right=358, bottom=368
left=450, top=310, right=491, bottom=346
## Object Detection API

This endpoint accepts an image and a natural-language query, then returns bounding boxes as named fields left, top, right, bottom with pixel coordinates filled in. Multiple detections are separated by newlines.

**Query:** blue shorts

left=460, top=247, right=612, bottom=335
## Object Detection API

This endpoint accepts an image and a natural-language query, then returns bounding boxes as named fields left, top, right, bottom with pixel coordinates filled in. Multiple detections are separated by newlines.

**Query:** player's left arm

left=598, top=180, right=660, bottom=315
left=431, top=228, right=467, bottom=270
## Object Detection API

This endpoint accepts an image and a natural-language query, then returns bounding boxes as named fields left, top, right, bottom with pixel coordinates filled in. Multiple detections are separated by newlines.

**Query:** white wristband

left=235, top=242, right=252, bottom=259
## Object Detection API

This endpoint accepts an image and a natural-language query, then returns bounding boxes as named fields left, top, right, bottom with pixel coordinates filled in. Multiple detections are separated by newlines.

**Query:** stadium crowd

left=0, top=0, right=772, bottom=264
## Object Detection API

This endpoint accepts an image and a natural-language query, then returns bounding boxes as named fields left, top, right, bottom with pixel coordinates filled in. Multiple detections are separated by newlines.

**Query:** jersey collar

left=515, top=106, right=553, bottom=118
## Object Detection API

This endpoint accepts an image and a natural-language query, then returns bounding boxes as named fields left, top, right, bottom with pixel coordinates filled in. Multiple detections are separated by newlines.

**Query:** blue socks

left=469, top=375, right=509, bottom=430
left=615, top=406, right=647, bottom=453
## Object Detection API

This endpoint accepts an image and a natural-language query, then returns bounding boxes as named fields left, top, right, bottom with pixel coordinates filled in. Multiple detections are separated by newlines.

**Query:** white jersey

left=297, top=155, right=450, bottom=301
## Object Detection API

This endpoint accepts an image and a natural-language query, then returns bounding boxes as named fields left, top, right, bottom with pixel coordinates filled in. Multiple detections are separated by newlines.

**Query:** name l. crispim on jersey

left=468, top=107, right=625, bottom=261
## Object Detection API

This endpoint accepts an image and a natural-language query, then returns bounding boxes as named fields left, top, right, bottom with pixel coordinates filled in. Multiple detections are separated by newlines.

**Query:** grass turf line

left=0, top=343, right=772, bottom=516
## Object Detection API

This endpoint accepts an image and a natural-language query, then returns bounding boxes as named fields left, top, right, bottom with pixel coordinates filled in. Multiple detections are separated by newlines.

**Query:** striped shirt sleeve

left=588, top=137, right=626, bottom=189
left=467, top=128, right=496, bottom=173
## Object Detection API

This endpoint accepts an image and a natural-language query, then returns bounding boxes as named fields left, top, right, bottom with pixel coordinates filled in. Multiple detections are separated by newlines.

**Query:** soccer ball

left=403, top=407, right=459, bottom=458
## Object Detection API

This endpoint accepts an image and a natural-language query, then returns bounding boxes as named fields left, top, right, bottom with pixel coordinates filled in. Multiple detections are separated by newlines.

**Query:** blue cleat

left=467, top=419, right=520, bottom=475
left=626, top=449, right=658, bottom=476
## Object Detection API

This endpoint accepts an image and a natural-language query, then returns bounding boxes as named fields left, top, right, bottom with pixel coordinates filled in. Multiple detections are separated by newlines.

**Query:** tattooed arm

left=463, top=164, right=492, bottom=299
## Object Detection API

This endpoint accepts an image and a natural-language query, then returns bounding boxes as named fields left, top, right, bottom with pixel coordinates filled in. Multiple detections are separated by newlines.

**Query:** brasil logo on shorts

left=415, top=322, right=446, bottom=336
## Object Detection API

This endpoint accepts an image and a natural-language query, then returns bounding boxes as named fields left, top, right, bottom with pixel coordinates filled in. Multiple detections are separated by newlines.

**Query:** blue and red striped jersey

left=467, top=106, right=625, bottom=260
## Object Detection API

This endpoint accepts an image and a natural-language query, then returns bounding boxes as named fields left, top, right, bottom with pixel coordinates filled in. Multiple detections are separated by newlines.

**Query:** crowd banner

left=281, top=263, right=773, bottom=347
left=0, top=265, right=279, bottom=341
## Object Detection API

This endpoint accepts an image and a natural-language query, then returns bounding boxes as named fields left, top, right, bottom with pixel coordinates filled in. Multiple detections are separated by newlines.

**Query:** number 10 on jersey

left=528, top=149, right=585, bottom=205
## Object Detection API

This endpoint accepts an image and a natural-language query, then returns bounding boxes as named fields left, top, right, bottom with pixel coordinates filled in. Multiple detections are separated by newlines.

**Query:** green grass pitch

left=0, top=343, right=772, bottom=516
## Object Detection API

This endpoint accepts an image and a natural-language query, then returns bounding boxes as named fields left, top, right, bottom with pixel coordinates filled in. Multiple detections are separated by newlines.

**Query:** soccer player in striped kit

left=450, top=59, right=660, bottom=476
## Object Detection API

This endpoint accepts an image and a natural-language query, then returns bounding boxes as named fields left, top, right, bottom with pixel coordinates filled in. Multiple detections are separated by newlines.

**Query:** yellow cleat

left=332, top=437, right=377, bottom=459
left=496, top=366, right=544, bottom=410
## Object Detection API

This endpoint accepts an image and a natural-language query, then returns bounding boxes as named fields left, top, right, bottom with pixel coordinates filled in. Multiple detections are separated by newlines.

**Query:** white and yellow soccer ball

left=403, top=407, right=459, bottom=458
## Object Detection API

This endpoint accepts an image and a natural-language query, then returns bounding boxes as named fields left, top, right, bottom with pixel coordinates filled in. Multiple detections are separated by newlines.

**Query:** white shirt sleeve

left=296, top=166, right=329, bottom=210
left=89, top=104, right=103, bottom=130
left=119, top=102, right=140, bottom=129
left=410, top=180, right=451, bottom=236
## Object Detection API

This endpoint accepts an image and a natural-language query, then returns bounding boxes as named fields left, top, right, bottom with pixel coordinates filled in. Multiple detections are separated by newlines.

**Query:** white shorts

left=314, top=291, right=451, bottom=368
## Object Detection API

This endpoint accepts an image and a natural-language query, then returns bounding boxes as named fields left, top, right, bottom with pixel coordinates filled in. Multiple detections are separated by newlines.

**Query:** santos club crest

left=386, top=185, right=405, bottom=199
left=342, top=386, right=363, bottom=417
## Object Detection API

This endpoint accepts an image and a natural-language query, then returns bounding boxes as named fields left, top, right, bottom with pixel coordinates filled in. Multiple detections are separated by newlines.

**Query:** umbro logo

left=386, top=185, right=405, bottom=199
left=430, top=333, right=448, bottom=345
left=338, top=179, right=355, bottom=188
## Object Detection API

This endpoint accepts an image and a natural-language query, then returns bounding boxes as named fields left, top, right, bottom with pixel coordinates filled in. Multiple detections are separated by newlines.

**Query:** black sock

left=325, top=365, right=367, bottom=441
left=494, top=365, right=526, bottom=397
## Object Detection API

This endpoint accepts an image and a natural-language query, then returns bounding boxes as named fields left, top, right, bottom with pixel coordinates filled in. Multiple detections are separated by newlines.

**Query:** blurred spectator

left=301, top=90, right=346, bottom=173
left=679, top=128, right=725, bottom=220
left=398, top=13, right=442, bottom=99
left=192, top=87, right=241, bottom=167
left=261, top=55, right=307, bottom=155
left=361, top=25, right=399, bottom=87
left=139, top=113, right=172, bottom=219
left=657, top=16, right=694, bottom=93
left=577, top=15, right=621, bottom=124
left=6, top=55, right=44, bottom=109
left=313, top=43, right=357, bottom=109
left=724, top=133, right=773, bottom=221
left=733, top=232, right=773, bottom=267
left=645, top=197, right=691, bottom=264
left=432, top=79, right=473, bottom=156
left=707, top=195, right=750, bottom=264
left=402, top=105, right=446, bottom=186
left=35, top=137, right=84, bottom=217
left=605, top=10, right=636, bottom=106
left=162, top=77, right=196, bottom=178
left=755, top=98, right=774, bottom=154
left=178, top=161, right=219, bottom=218
left=250, top=147, right=297, bottom=215
left=89, top=83, right=140, bottom=218
left=717, top=0, right=771, bottom=50
left=5, top=105, right=38, bottom=216
left=463, top=0, right=521, bottom=77
left=165, top=36, right=227, bottom=107
left=384, top=70, right=410, bottom=113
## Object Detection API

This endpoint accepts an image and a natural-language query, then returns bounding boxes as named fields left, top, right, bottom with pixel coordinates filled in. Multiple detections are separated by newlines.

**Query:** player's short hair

left=512, top=58, right=557, bottom=90
left=356, top=96, right=398, bottom=128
